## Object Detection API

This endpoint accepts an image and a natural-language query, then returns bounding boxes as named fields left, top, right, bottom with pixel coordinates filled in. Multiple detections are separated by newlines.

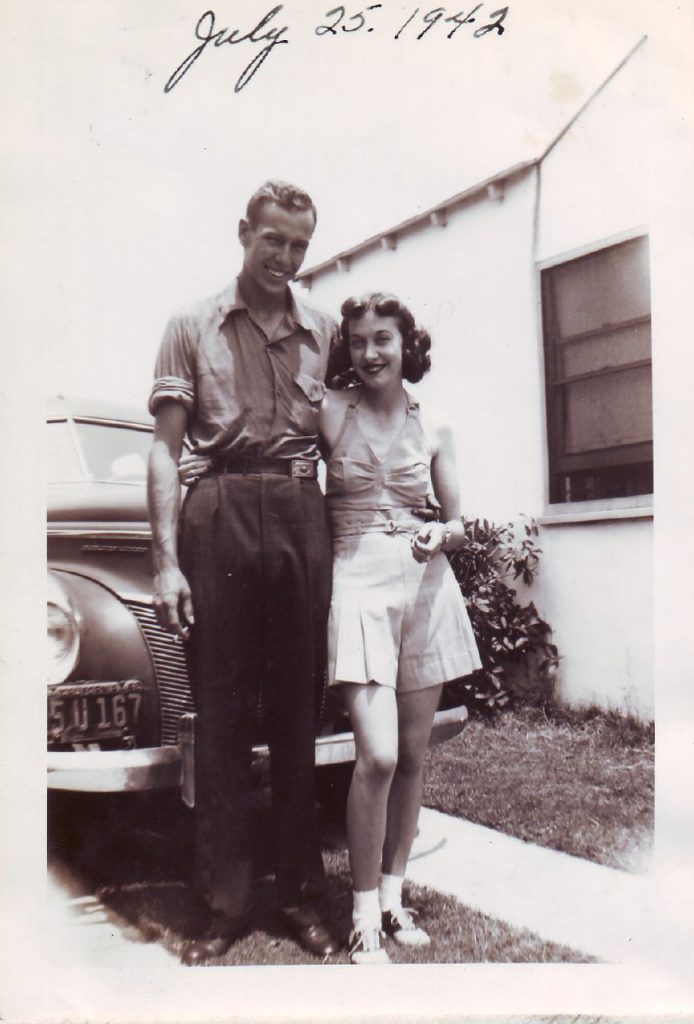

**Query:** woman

left=321, top=293, right=480, bottom=963
left=178, top=291, right=481, bottom=964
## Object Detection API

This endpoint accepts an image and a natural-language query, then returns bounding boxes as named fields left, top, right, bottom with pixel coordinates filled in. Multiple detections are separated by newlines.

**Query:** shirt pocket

left=291, top=372, right=326, bottom=435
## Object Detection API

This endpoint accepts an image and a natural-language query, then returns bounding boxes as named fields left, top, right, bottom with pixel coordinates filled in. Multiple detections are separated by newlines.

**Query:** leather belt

left=211, top=456, right=318, bottom=480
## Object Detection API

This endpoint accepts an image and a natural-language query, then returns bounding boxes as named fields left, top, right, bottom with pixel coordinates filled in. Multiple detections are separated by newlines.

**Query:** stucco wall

left=306, top=168, right=544, bottom=522
left=533, top=40, right=653, bottom=717
left=536, top=42, right=649, bottom=262
left=305, top=45, right=653, bottom=718
left=540, top=519, right=653, bottom=717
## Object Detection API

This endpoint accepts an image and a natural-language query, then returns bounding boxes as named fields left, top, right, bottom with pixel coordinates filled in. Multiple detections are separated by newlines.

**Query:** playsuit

left=325, top=388, right=481, bottom=691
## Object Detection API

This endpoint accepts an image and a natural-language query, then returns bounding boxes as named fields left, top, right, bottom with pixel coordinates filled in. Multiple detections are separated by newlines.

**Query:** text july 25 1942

left=164, top=3, right=510, bottom=96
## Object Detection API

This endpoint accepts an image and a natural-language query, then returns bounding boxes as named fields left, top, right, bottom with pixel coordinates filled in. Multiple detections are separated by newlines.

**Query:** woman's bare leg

left=381, top=684, right=443, bottom=877
left=341, top=682, right=398, bottom=892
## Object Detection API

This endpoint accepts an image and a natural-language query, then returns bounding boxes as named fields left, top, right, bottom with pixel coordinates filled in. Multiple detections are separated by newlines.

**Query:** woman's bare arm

left=412, top=409, right=466, bottom=561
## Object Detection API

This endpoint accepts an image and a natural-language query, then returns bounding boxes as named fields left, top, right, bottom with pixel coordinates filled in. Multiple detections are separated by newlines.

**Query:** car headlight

left=47, top=574, right=82, bottom=686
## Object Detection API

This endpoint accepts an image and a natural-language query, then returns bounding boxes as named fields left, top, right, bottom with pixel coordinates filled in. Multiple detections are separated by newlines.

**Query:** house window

left=541, top=236, right=652, bottom=504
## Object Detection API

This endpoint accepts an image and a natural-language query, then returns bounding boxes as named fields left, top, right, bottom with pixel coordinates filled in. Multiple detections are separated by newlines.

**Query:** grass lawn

left=95, top=842, right=591, bottom=965
left=49, top=703, right=650, bottom=965
left=423, top=705, right=654, bottom=872
left=49, top=790, right=591, bottom=965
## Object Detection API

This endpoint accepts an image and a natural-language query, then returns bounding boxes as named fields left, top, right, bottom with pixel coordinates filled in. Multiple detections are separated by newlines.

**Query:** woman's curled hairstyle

left=328, top=292, right=432, bottom=388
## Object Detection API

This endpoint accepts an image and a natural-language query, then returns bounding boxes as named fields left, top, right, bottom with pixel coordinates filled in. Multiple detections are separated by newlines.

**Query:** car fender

left=48, top=527, right=155, bottom=605
left=50, top=569, right=161, bottom=747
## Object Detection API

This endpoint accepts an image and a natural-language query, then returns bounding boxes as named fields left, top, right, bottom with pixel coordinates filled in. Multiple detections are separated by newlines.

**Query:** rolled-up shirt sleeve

left=148, top=313, right=196, bottom=416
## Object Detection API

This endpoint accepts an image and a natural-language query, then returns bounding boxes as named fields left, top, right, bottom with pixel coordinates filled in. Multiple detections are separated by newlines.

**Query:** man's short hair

left=246, top=180, right=317, bottom=228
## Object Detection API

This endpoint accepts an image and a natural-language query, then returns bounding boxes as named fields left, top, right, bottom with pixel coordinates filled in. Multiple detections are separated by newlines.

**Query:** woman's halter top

left=325, top=388, right=433, bottom=538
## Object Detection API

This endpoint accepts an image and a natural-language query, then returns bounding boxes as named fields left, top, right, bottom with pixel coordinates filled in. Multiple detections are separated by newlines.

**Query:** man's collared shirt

left=149, top=279, right=338, bottom=461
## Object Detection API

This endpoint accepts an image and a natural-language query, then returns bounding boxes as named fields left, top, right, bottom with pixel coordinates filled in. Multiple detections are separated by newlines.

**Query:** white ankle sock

left=379, top=873, right=404, bottom=912
left=352, top=888, right=381, bottom=931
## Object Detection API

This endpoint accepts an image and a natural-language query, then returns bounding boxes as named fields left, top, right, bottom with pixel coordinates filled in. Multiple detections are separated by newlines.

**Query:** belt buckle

left=291, top=459, right=313, bottom=479
left=384, top=518, right=396, bottom=534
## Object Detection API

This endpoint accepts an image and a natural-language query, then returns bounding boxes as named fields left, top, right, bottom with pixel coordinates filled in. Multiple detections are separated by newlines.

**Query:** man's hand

left=153, top=566, right=195, bottom=639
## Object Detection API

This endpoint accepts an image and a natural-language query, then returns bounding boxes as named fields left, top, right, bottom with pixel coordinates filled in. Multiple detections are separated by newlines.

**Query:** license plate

left=47, top=679, right=143, bottom=743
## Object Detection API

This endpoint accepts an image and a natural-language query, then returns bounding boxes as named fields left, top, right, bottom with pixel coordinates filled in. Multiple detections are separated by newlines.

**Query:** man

left=147, top=181, right=339, bottom=964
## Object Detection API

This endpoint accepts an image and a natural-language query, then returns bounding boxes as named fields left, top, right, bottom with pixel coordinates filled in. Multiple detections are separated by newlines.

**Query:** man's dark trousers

left=180, top=470, right=332, bottom=918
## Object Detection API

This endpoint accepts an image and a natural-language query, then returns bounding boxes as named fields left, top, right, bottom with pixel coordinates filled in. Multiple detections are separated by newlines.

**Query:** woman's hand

left=411, top=522, right=449, bottom=563
left=178, top=452, right=213, bottom=486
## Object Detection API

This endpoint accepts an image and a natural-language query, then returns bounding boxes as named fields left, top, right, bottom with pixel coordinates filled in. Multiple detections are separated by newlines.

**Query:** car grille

left=126, top=602, right=194, bottom=746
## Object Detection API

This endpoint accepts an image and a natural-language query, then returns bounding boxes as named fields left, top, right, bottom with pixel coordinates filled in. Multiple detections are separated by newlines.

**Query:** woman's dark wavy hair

left=327, top=292, right=432, bottom=389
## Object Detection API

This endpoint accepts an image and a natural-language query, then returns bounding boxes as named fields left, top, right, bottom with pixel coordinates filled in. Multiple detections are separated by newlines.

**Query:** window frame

left=538, top=229, right=653, bottom=515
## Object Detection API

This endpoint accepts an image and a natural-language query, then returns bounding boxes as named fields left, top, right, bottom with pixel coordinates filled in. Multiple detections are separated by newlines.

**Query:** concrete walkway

left=46, top=857, right=177, bottom=967
left=406, top=807, right=654, bottom=963
left=46, top=809, right=653, bottom=966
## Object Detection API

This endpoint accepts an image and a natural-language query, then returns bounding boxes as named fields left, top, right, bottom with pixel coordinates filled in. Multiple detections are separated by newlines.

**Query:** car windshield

left=47, top=419, right=153, bottom=483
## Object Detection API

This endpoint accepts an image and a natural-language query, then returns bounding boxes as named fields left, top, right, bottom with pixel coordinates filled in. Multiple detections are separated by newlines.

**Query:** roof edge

left=539, top=34, right=647, bottom=163
left=300, top=35, right=648, bottom=285
left=299, top=158, right=538, bottom=281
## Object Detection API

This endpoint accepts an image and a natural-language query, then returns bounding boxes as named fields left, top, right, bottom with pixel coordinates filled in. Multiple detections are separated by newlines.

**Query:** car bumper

left=47, top=705, right=468, bottom=794
left=314, top=703, right=468, bottom=765
left=47, top=746, right=184, bottom=792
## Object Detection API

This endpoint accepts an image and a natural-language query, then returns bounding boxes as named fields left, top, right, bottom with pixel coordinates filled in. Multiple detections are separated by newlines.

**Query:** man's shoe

left=181, top=911, right=249, bottom=965
left=348, top=926, right=391, bottom=965
left=282, top=904, right=340, bottom=958
left=381, top=907, right=431, bottom=947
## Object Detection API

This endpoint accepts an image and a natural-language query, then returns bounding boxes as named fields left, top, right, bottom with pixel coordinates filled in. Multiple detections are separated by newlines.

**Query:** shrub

left=446, top=516, right=559, bottom=714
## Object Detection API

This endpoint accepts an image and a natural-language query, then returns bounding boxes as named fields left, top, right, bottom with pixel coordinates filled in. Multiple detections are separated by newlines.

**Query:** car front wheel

left=315, top=762, right=354, bottom=815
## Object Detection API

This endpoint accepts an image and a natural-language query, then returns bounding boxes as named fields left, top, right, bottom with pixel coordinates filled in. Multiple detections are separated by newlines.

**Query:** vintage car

left=47, top=396, right=468, bottom=805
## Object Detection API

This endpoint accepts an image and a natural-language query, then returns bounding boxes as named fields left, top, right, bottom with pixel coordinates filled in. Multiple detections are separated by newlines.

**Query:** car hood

left=48, top=481, right=150, bottom=524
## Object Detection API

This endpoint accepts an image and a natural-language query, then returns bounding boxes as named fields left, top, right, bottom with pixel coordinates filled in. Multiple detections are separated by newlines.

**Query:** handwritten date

left=317, top=3, right=508, bottom=39
left=164, top=7, right=288, bottom=94
left=163, top=3, right=509, bottom=96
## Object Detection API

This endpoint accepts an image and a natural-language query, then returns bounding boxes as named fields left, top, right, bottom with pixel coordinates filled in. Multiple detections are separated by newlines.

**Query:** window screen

left=541, top=236, right=652, bottom=503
